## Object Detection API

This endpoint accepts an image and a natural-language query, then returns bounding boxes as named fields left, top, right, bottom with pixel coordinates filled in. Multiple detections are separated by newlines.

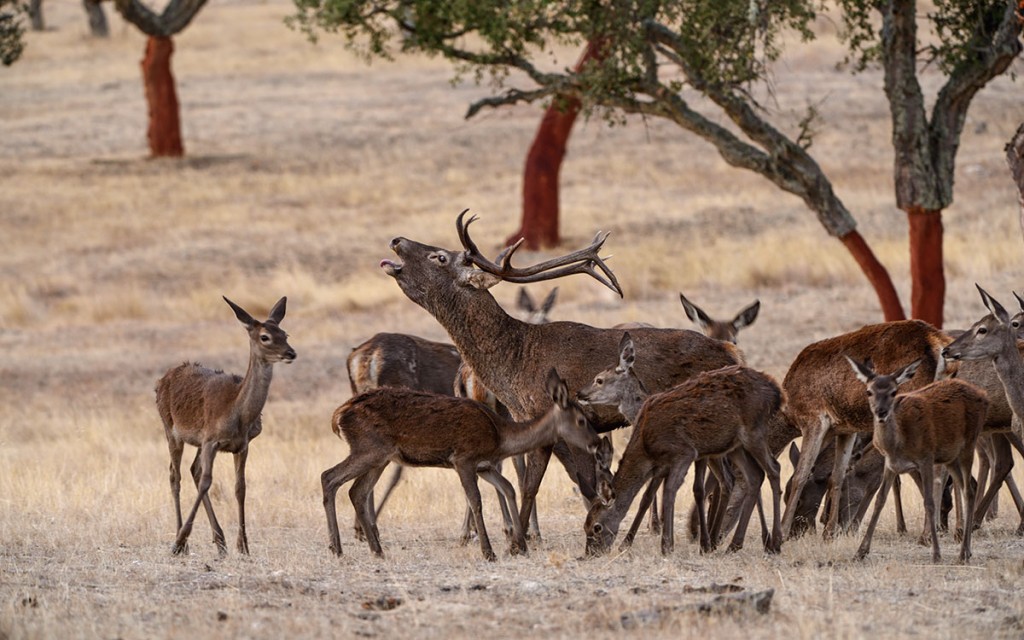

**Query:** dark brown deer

left=779, top=320, right=953, bottom=540
left=380, top=210, right=741, bottom=537
left=156, top=296, right=296, bottom=555
left=582, top=358, right=784, bottom=556
left=846, top=357, right=985, bottom=563
left=322, top=369, right=599, bottom=561
left=577, top=333, right=776, bottom=553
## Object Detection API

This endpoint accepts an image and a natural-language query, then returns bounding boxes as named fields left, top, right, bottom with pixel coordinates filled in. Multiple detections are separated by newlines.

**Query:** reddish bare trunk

left=840, top=230, right=906, bottom=322
left=141, top=36, right=183, bottom=157
left=906, top=207, right=944, bottom=328
left=508, top=42, right=602, bottom=249
left=1007, top=123, right=1024, bottom=244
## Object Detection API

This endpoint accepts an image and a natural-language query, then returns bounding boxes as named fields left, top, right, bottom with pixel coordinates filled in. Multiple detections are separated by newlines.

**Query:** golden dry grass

left=2, top=1, right=1024, bottom=638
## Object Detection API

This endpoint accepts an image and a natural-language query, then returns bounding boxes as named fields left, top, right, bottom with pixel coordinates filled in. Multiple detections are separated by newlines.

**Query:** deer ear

left=268, top=296, right=287, bottom=324
left=541, top=287, right=559, bottom=314
left=517, top=287, right=536, bottom=313
left=461, top=268, right=502, bottom=290
left=894, top=359, right=921, bottom=385
left=976, top=284, right=1010, bottom=324
left=224, top=296, right=256, bottom=328
left=733, top=299, right=760, bottom=331
left=546, top=368, right=569, bottom=407
left=845, top=355, right=874, bottom=384
left=619, top=332, right=636, bottom=370
left=679, top=293, right=712, bottom=330
left=1014, top=291, right=1024, bottom=313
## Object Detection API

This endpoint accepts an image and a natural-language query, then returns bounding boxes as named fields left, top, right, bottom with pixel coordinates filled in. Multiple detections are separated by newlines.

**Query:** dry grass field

left=2, top=1, right=1024, bottom=638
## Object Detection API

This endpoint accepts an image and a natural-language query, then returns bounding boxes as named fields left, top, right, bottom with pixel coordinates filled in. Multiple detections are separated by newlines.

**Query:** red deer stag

left=156, top=296, right=295, bottom=555
left=582, top=349, right=784, bottom=557
left=322, top=369, right=598, bottom=561
left=779, top=320, right=953, bottom=540
left=380, top=210, right=741, bottom=539
left=846, top=357, right=985, bottom=563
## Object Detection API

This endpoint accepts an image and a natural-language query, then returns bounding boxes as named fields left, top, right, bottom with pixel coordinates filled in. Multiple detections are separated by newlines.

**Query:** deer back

left=890, top=379, right=988, bottom=463
left=784, top=320, right=951, bottom=433
left=346, top=333, right=462, bottom=397
left=633, top=365, right=782, bottom=457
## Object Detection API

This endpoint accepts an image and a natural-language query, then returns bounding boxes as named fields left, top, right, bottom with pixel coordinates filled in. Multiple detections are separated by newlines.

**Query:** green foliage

left=837, top=0, right=1015, bottom=74
left=289, top=0, right=821, bottom=106
left=0, top=0, right=26, bottom=66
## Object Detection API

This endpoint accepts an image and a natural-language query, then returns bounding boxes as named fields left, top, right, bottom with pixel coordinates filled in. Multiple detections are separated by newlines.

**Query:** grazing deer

left=578, top=334, right=776, bottom=553
left=380, top=210, right=741, bottom=538
left=846, top=357, right=985, bottom=563
left=779, top=320, right=952, bottom=540
left=581, top=349, right=784, bottom=556
left=156, top=296, right=296, bottom=555
left=322, top=369, right=598, bottom=561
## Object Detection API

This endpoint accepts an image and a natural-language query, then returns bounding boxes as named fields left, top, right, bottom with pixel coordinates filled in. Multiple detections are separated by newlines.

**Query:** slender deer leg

left=350, top=466, right=387, bottom=558
left=322, top=453, right=381, bottom=557
left=359, top=464, right=403, bottom=542
left=621, top=478, right=660, bottom=549
left=973, top=434, right=1013, bottom=528
left=478, top=466, right=527, bottom=556
left=174, top=442, right=218, bottom=555
left=167, top=439, right=185, bottom=536
left=892, top=475, right=907, bottom=534
left=855, top=467, right=895, bottom=561
left=511, top=454, right=540, bottom=539
left=518, top=446, right=553, bottom=542
left=948, top=459, right=975, bottom=564
left=456, top=464, right=495, bottom=561
left=692, top=459, right=711, bottom=553
left=726, top=451, right=764, bottom=553
left=707, top=458, right=736, bottom=546
left=918, top=462, right=941, bottom=562
left=823, top=433, right=857, bottom=540
left=234, top=446, right=249, bottom=554
left=189, top=449, right=226, bottom=553
left=782, top=415, right=830, bottom=538
left=660, top=455, right=693, bottom=556
left=745, top=438, right=784, bottom=554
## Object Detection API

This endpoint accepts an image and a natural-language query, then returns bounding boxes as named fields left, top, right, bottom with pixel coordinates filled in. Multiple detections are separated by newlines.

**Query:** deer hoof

left=171, top=541, right=189, bottom=556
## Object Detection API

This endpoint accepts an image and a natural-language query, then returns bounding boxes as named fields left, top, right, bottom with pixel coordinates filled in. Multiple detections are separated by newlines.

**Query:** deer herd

left=155, top=211, right=1024, bottom=566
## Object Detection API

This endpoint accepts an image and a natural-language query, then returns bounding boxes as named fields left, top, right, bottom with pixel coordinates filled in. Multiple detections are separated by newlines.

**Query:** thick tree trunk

left=84, top=0, right=109, bottom=37
left=141, top=36, right=183, bottom=157
left=906, top=207, right=944, bottom=327
left=840, top=230, right=906, bottom=321
left=508, top=42, right=601, bottom=249
left=1008, top=123, right=1024, bottom=243
left=29, top=0, right=43, bottom=30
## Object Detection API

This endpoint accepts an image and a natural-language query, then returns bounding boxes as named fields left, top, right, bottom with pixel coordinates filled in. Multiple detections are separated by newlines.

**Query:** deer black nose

left=285, top=349, right=297, bottom=361
left=389, top=237, right=402, bottom=250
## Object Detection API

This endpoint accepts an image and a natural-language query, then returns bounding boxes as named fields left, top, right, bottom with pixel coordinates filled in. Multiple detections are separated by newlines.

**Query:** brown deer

left=846, top=357, right=985, bottom=563
left=380, top=210, right=741, bottom=538
left=322, top=369, right=599, bottom=561
left=347, top=286, right=558, bottom=541
left=156, top=296, right=296, bottom=555
left=582, top=354, right=784, bottom=556
left=577, top=333, right=776, bottom=553
left=779, top=320, right=952, bottom=540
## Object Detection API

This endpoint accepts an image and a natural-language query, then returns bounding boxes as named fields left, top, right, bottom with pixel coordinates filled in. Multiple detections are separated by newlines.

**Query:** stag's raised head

left=943, top=285, right=1023, bottom=362
left=224, top=296, right=296, bottom=364
left=381, top=210, right=622, bottom=313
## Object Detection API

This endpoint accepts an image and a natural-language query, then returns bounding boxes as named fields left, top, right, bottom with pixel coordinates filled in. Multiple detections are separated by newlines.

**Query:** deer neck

left=618, top=383, right=648, bottom=425
left=496, top=410, right=564, bottom=459
left=236, top=344, right=275, bottom=427
left=991, top=337, right=1024, bottom=423
left=431, top=288, right=527, bottom=401
left=872, top=407, right=904, bottom=457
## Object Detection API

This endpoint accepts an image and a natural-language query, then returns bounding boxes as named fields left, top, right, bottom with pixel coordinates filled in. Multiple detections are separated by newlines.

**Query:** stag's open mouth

left=380, top=259, right=403, bottom=276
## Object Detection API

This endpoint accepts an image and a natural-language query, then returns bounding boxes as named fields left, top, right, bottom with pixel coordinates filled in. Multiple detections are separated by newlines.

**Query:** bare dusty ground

left=2, top=1, right=1024, bottom=638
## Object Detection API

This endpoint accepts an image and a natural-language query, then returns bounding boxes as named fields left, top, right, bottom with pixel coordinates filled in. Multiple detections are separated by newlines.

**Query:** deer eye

left=260, top=334, right=271, bottom=343
left=592, top=523, right=604, bottom=534
left=434, top=253, right=448, bottom=265
left=977, top=327, right=987, bottom=335
left=595, top=377, right=604, bottom=385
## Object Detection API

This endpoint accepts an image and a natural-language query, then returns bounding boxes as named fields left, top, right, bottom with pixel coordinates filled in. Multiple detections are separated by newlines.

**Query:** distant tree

left=27, top=0, right=108, bottom=36
left=114, top=0, right=208, bottom=156
left=292, top=0, right=907, bottom=320
left=1, top=0, right=26, bottom=66
left=837, top=0, right=1022, bottom=327
left=1009, top=123, right=1024, bottom=243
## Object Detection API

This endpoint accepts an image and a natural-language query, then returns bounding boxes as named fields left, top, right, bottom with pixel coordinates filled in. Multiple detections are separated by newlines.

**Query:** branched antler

left=455, top=209, right=623, bottom=297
